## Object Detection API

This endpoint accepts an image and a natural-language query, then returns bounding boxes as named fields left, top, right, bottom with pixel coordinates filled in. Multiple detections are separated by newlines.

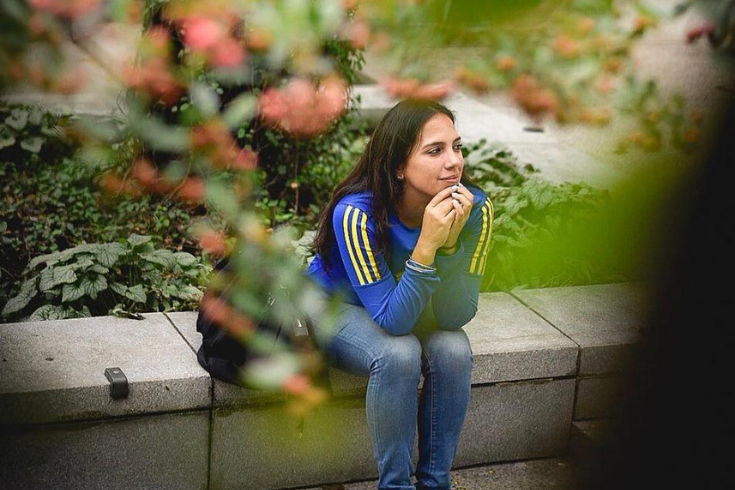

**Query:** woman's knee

left=372, top=335, right=422, bottom=378
left=423, top=330, right=473, bottom=373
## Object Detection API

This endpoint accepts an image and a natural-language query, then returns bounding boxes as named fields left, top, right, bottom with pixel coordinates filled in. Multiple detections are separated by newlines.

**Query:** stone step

left=0, top=282, right=649, bottom=490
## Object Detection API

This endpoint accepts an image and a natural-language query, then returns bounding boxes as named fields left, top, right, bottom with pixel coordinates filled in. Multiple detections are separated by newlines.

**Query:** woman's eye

left=453, top=143, right=463, bottom=152
left=428, top=147, right=441, bottom=155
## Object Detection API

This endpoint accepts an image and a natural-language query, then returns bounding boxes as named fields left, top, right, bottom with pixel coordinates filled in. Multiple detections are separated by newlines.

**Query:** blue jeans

left=319, top=302, right=473, bottom=490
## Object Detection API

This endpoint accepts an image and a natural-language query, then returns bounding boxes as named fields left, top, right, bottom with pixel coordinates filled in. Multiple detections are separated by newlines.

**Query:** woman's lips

left=441, top=176, right=461, bottom=184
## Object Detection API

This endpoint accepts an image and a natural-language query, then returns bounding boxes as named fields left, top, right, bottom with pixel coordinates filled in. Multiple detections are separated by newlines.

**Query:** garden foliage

left=1, top=233, right=210, bottom=322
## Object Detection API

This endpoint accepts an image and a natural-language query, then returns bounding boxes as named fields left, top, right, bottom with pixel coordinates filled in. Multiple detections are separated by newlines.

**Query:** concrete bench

left=0, top=282, right=650, bottom=490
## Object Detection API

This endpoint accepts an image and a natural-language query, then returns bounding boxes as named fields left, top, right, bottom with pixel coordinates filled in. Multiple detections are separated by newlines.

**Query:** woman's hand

left=412, top=187, right=457, bottom=266
left=443, top=184, right=474, bottom=250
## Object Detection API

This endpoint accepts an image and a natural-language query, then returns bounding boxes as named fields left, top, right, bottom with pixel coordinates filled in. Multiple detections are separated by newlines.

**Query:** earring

left=397, top=174, right=404, bottom=180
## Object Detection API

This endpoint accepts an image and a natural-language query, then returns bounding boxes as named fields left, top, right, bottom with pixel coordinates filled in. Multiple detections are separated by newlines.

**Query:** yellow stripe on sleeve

left=360, top=212, right=381, bottom=281
left=343, top=206, right=365, bottom=285
left=477, top=199, right=494, bottom=275
left=470, top=201, right=490, bottom=274
left=351, top=208, right=375, bottom=283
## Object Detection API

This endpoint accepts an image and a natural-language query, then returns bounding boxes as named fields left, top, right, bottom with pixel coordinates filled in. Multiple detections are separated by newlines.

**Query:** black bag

left=195, top=257, right=312, bottom=386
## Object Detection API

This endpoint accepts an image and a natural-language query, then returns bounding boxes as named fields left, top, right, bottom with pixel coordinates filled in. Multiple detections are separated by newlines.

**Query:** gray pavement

left=296, top=457, right=584, bottom=490
left=360, top=0, right=735, bottom=180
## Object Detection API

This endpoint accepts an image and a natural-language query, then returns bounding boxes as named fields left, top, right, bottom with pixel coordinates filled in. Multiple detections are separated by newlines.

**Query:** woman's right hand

left=412, top=187, right=456, bottom=265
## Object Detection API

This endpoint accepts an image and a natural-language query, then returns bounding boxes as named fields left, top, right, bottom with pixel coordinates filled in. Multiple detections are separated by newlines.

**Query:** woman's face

left=400, top=113, right=464, bottom=202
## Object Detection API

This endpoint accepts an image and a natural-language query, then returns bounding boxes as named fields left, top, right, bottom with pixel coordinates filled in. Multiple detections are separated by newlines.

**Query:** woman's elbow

left=435, top=307, right=477, bottom=330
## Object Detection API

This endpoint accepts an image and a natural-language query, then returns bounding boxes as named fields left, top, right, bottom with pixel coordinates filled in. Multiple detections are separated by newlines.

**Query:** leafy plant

left=1, top=234, right=212, bottom=322
left=0, top=102, right=74, bottom=165
left=461, top=139, right=632, bottom=291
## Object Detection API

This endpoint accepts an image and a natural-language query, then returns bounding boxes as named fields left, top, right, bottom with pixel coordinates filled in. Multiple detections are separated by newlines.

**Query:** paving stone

left=352, top=85, right=558, bottom=145
left=0, top=313, right=210, bottom=425
left=296, top=457, right=583, bottom=490
left=0, top=411, right=209, bottom=490
left=511, top=282, right=651, bottom=375
left=506, top=142, right=625, bottom=188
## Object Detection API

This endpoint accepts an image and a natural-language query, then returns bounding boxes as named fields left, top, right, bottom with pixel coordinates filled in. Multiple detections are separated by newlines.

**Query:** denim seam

left=423, top=351, right=437, bottom=482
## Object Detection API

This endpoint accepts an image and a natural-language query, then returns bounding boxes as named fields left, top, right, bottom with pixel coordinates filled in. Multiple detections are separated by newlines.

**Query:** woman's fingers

left=428, top=186, right=456, bottom=207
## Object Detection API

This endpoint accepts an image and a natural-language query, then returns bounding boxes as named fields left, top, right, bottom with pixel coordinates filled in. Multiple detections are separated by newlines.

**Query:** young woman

left=307, top=98, right=494, bottom=490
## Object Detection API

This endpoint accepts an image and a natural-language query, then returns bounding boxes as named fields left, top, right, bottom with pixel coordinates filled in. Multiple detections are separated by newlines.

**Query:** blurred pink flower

left=232, top=149, right=258, bottom=170
left=342, top=18, right=370, bottom=49
left=182, top=16, right=224, bottom=52
left=259, top=77, right=347, bottom=136
left=210, top=38, right=246, bottom=67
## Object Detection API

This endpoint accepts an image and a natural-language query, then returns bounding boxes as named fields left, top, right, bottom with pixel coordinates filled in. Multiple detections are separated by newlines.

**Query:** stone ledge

left=0, top=313, right=210, bottom=426
left=167, top=292, right=580, bottom=402
left=0, top=282, right=648, bottom=490
left=1, top=283, right=649, bottom=421
left=511, top=282, right=651, bottom=375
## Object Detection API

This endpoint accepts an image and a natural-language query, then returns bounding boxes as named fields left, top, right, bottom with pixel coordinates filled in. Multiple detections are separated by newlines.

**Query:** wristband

left=405, top=257, right=437, bottom=274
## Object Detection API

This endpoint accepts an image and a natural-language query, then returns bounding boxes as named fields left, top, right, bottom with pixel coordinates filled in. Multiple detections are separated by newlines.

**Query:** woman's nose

left=446, top=152, right=462, bottom=168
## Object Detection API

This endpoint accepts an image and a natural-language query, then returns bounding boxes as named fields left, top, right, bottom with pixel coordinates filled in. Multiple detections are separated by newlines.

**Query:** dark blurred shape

left=586, top=91, right=735, bottom=488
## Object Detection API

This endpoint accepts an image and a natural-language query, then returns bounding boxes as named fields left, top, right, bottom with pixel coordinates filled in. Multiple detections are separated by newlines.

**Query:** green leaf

left=5, top=109, right=28, bottom=131
left=62, top=282, right=86, bottom=303
left=127, top=234, right=153, bottom=248
left=110, top=282, right=128, bottom=296
left=205, top=181, right=240, bottom=221
left=93, top=242, right=126, bottom=267
left=20, top=137, right=43, bottom=153
left=80, top=274, right=108, bottom=299
left=133, top=116, right=189, bottom=152
left=28, top=251, right=63, bottom=270
left=141, top=249, right=175, bottom=268
left=0, top=136, right=15, bottom=149
left=68, top=258, right=95, bottom=271
left=173, top=252, right=197, bottom=267
left=176, top=285, right=203, bottom=301
left=39, top=266, right=78, bottom=292
left=223, top=93, right=257, bottom=129
left=125, top=284, right=147, bottom=303
left=29, top=305, right=67, bottom=321
left=89, top=264, right=109, bottom=274
left=2, top=279, right=38, bottom=316
left=28, top=108, right=44, bottom=126
left=190, top=82, right=220, bottom=118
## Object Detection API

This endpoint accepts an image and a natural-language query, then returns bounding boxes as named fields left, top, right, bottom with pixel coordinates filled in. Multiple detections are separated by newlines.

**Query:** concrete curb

left=0, top=282, right=649, bottom=490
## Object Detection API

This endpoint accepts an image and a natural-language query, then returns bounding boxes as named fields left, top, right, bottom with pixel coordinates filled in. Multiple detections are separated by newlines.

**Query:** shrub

left=1, top=234, right=212, bottom=322
left=462, top=139, right=633, bottom=291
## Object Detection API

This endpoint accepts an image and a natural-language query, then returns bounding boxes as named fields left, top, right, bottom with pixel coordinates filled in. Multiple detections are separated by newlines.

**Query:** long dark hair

left=312, top=98, right=469, bottom=267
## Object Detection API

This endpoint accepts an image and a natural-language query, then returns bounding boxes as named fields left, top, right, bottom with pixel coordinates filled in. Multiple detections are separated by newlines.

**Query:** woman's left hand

left=443, top=185, right=473, bottom=249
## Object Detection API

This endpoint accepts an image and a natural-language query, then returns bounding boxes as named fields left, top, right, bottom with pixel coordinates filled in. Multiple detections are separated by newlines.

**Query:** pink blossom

left=210, top=38, right=246, bottom=68
left=259, top=78, right=347, bottom=136
left=182, top=16, right=224, bottom=52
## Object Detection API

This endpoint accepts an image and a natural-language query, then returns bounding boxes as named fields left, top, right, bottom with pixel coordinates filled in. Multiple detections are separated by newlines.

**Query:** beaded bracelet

left=405, top=257, right=437, bottom=274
